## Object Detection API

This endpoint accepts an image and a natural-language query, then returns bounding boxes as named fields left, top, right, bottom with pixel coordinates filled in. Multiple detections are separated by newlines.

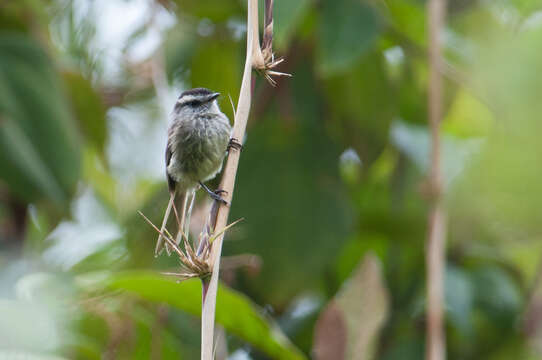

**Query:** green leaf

left=317, top=0, right=381, bottom=75
left=189, top=39, right=242, bottom=119
left=384, top=0, right=426, bottom=47
left=390, top=120, right=483, bottom=189
left=323, top=53, right=393, bottom=164
left=107, top=271, right=307, bottom=360
left=164, top=23, right=198, bottom=81
left=445, top=266, right=474, bottom=335
left=274, top=0, right=312, bottom=49
left=0, top=1, right=49, bottom=33
left=442, top=90, right=493, bottom=137
left=63, top=72, right=107, bottom=151
left=0, top=116, right=66, bottom=202
left=0, top=33, right=80, bottom=204
left=472, top=267, right=521, bottom=320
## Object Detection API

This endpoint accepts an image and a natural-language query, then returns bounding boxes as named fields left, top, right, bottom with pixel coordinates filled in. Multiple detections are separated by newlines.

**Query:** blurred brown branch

left=426, top=0, right=447, bottom=360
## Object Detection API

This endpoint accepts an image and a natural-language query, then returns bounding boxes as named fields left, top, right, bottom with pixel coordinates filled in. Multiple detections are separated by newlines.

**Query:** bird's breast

left=167, top=113, right=231, bottom=187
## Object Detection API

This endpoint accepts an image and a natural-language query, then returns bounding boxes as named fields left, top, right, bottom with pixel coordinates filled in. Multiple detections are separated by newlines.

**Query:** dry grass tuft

left=138, top=211, right=242, bottom=281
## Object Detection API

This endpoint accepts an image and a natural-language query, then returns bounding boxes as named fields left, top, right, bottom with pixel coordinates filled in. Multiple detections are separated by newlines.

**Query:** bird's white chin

left=209, top=100, right=221, bottom=114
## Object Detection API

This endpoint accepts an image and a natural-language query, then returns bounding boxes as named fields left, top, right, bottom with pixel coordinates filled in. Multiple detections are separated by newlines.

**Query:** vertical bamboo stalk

left=426, top=0, right=447, bottom=359
left=200, top=0, right=259, bottom=358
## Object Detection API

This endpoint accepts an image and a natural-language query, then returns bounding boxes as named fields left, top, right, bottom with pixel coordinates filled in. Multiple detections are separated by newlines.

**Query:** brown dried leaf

left=313, top=253, right=389, bottom=360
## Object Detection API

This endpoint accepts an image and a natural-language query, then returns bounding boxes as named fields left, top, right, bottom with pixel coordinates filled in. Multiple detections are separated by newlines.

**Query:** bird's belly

left=167, top=118, right=230, bottom=189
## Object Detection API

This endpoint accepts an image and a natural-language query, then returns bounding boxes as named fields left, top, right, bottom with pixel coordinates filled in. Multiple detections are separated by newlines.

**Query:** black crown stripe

left=179, top=87, right=213, bottom=98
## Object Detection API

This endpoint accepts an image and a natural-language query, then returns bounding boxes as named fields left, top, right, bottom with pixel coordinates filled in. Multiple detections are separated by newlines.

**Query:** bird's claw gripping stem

left=199, top=181, right=229, bottom=205
left=228, top=138, right=243, bottom=152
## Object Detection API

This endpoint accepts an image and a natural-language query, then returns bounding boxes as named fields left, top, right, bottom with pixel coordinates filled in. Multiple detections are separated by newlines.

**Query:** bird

left=155, top=87, right=237, bottom=256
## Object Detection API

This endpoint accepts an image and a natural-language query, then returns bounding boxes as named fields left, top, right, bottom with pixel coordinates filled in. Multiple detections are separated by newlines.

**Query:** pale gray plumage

left=156, top=88, right=231, bottom=256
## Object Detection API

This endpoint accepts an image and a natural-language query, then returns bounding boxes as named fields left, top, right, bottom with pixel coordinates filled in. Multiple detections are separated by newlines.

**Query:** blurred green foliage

left=1, top=0, right=542, bottom=359
left=0, top=33, right=80, bottom=205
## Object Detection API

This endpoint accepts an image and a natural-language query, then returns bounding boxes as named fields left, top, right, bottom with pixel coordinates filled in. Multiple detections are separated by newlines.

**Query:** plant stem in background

left=426, top=0, right=447, bottom=359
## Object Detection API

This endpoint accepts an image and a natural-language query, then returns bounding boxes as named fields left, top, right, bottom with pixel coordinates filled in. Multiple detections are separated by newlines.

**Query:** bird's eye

left=186, top=100, right=200, bottom=107
left=174, top=99, right=202, bottom=111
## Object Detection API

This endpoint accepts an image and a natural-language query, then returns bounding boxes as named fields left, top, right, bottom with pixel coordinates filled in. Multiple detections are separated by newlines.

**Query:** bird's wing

left=165, top=141, right=176, bottom=193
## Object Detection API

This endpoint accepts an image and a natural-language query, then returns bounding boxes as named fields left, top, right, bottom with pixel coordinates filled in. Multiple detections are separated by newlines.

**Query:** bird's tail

left=155, top=192, right=175, bottom=256
left=175, top=190, right=195, bottom=246
left=155, top=191, right=186, bottom=256
left=155, top=190, right=198, bottom=256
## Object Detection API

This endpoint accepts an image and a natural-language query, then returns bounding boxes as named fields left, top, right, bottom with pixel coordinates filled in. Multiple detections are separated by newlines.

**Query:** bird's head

left=174, top=87, right=221, bottom=114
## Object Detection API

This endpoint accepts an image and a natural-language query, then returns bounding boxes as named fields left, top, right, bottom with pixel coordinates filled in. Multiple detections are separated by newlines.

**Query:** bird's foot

left=228, top=138, right=243, bottom=152
left=211, top=189, right=228, bottom=205
left=199, top=182, right=229, bottom=205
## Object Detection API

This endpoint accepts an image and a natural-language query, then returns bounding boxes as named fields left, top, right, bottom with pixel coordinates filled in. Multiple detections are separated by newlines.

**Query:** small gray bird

left=156, top=88, right=234, bottom=256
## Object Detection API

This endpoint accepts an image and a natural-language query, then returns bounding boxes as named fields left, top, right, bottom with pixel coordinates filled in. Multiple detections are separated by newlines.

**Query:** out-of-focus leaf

left=0, top=33, right=80, bottom=204
left=473, top=266, right=521, bottom=320
left=0, top=116, right=66, bottom=203
left=164, top=24, right=198, bottom=81
left=71, top=310, right=108, bottom=359
left=63, top=72, right=107, bottom=151
left=390, top=120, right=483, bottom=188
left=274, top=0, right=312, bottom=49
left=313, top=254, right=388, bottom=360
left=0, top=4, right=29, bottom=33
left=107, top=271, right=307, bottom=360
left=190, top=39, right=242, bottom=119
left=112, top=305, right=185, bottom=360
left=323, top=53, right=393, bottom=165
left=82, top=147, right=117, bottom=210
left=442, top=90, right=493, bottom=137
left=381, top=338, right=424, bottom=360
left=0, top=1, right=49, bottom=33
left=445, top=266, right=474, bottom=334
left=317, top=0, right=381, bottom=75
left=525, top=273, right=542, bottom=356
left=499, top=240, right=542, bottom=282
left=385, top=0, right=426, bottom=46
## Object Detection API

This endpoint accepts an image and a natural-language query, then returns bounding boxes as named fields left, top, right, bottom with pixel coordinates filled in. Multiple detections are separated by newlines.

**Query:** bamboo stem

left=200, top=0, right=262, bottom=358
left=426, top=0, right=447, bottom=359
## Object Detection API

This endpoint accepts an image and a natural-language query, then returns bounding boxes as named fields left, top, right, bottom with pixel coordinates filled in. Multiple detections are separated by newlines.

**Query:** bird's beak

left=205, top=92, right=220, bottom=102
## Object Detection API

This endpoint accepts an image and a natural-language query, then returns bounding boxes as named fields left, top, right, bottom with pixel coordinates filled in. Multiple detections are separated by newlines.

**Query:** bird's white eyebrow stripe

left=177, top=94, right=198, bottom=104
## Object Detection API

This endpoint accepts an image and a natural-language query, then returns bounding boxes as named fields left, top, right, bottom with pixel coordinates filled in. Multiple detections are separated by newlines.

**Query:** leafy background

left=1, top=0, right=542, bottom=359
